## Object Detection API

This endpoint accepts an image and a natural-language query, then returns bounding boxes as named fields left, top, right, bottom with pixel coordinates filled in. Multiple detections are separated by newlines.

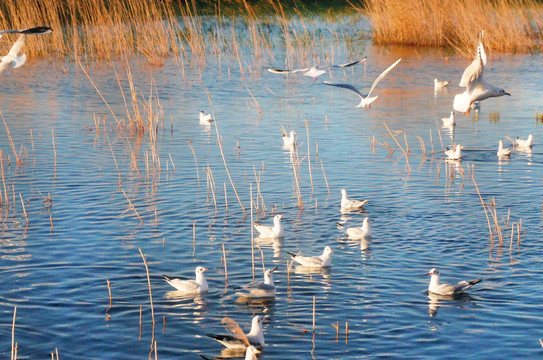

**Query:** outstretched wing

left=331, top=57, right=367, bottom=68
left=366, top=58, right=401, bottom=98
left=459, top=31, right=485, bottom=88
left=222, top=317, right=250, bottom=346
left=267, top=67, right=308, bottom=74
left=322, top=81, right=365, bottom=99
left=7, top=34, right=26, bottom=59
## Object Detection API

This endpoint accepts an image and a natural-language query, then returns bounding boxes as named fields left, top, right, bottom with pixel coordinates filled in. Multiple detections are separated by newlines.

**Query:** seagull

left=514, top=134, right=533, bottom=149
left=340, top=188, right=368, bottom=211
left=441, top=111, right=456, bottom=127
left=453, top=30, right=510, bottom=116
left=337, top=217, right=372, bottom=239
left=434, top=78, right=450, bottom=90
left=163, top=266, right=209, bottom=294
left=199, top=111, right=213, bottom=124
left=207, top=315, right=265, bottom=349
left=288, top=246, right=333, bottom=268
left=235, top=267, right=277, bottom=298
left=444, top=144, right=464, bottom=160
left=0, top=26, right=52, bottom=74
left=322, top=58, right=401, bottom=109
left=497, top=140, right=511, bottom=157
left=282, top=130, right=297, bottom=148
left=426, top=268, right=482, bottom=295
left=254, top=214, right=284, bottom=238
left=267, top=57, right=367, bottom=81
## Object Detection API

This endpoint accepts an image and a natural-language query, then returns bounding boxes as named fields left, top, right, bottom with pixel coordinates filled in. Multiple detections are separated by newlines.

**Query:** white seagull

left=267, top=57, right=367, bottom=81
left=337, top=217, right=372, bottom=239
left=453, top=30, right=510, bottom=116
left=426, top=268, right=482, bottom=296
left=497, top=140, right=511, bottom=157
left=340, top=188, right=368, bottom=211
left=282, top=130, right=297, bottom=148
left=163, top=266, right=209, bottom=294
left=322, top=58, right=401, bottom=109
left=441, top=111, right=456, bottom=127
left=254, top=214, right=284, bottom=238
left=0, top=26, right=52, bottom=74
left=434, top=78, right=450, bottom=90
left=236, top=267, right=277, bottom=298
left=444, top=144, right=464, bottom=160
left=207, top=315, right=265, bottom=349
left=514, top=134, right=533, bottom=149
left=199, top=111, right=213, bottom=124
left=288, top=246, right=333, bottom=268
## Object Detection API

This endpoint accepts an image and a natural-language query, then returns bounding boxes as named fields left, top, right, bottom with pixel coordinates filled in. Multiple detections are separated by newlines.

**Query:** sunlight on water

left=0, top=14, right=542, bottom=360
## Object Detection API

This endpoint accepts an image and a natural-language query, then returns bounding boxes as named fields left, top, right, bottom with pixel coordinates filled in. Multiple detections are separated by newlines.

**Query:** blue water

left=0, top=15, right=542, bottom=359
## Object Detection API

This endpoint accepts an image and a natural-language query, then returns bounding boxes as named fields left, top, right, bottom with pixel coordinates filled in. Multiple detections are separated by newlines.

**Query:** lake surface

left=1, top=14, right=542, bottom=359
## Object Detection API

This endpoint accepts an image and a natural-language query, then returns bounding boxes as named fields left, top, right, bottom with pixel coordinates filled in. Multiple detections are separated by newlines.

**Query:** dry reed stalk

left=246, top=87, right=264, bottom=116
left=383, top=123, right=410, bottom=168
left=416, top=136, right=426, bottom=155
left=345, top=322, right=349, bottom=344
left=304, top=119, right=314, bottom=195
left=1, top=113, right=22, bottom=167
left=122, top=189, right=143, bottom=225
left=207, top=95, right=246, bottom=218
left=193, top=221, right=196, bottom=257
left=50, top=213, right=54, bottom=232
left=19, top=194, right=28, bottom=225
left=222, top=243, right=229, bottom=286
left=168, top=154, right=176, bottom=173
left=224, top=182, right=229, bottom=213
left=312, top=296, right=316, bottom=332
left=138, top=248, right=156, bottom=358
left=332, top=321, right=339, bottom=340
left=319, top=157, right=330, bottom=194
left=187, top=144, right=200, bottom=186
left=139, top=305, right=143, bottom=340
left=290, top=146, right=304, bottom=210
left=206, top=166, right=218, bottom=214
left=250, top=183, right=255, bottom=281
left=472, top=174, right=494, bottom=246
left=11, top=306, right=16, bottom=360
left=106, top=279, right=112, bottom=320
left=163, top=316, right=166, bottom=334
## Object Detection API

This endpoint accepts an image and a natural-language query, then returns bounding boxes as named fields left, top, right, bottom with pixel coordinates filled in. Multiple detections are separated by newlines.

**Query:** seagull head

left=323, top=246, right=333, bottom=255
left=426, top=268, right=439, bottom=276
left=497, top=88, right=511, bottom=97
left=195, top=266, right=209, bottom=274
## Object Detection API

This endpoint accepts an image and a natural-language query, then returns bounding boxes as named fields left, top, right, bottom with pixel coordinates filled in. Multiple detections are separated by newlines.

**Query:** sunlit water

left=1, top=15, right=542, bottom=359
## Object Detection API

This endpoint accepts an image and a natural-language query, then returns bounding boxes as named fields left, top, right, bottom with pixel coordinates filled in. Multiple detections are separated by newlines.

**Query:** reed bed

left=364, top=0, right=543, bottom=54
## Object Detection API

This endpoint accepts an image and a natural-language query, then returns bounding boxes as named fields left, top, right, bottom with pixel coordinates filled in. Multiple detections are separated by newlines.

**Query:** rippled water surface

left=1, top=15, right=543, bottom=360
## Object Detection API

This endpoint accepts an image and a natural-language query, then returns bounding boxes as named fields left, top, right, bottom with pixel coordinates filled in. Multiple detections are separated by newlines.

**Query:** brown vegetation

left=364, top=0, right=543, bottom=54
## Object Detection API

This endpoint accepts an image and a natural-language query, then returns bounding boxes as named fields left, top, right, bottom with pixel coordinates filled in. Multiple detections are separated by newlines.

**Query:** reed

left=364, top=0, right=543, bottom=54
left=11, top=306, right=16, bottom=360
left=138, top=248, right=156, bottom=359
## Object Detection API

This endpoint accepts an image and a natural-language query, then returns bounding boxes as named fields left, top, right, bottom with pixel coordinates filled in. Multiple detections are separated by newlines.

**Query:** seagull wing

left=7, top=34, right=26, bottom=60
left=331, top=56, right=367, bottom=68
left=267, top=67, right=308, bottom=74
left=322, top=81, right=365, bottom=99
left=366, top=58, right=402, bottom=98
left=459, top=33, right=485, bottom=88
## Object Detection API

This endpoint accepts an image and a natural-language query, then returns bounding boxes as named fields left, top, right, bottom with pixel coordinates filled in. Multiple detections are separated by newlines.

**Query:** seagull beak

left=279, top=214, right=284, bottom=218
left=204, top=268, right=209, bottom=272
left=271, top=267, right=278, bottom=272
left=505, top=92, right=511, bottom=96
left=425, top=272, right=431, bottom=276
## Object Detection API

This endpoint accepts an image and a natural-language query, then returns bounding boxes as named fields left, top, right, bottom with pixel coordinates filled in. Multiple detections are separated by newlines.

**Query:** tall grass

left=364, top=0, right=543, bottom=54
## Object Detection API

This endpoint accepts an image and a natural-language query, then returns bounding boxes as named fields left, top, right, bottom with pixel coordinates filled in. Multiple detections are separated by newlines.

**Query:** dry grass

left=364, top=0, right=543, bottom=54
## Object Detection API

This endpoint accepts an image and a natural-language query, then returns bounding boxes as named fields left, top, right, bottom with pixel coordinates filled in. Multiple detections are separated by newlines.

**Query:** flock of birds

left=163, top=187, right=482, bottom=359
left=1, top=25, right=523, bottom=359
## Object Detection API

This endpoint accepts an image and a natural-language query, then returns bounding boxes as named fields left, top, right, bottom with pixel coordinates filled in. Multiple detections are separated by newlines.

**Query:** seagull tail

left=468, top=278, right=482, bottom=287
left=12, top=54, right=26, bottom=69
left=163, top=275, right=173, bottom=281
left=453, top=92, right=471, bottom=113
left=21, top=26, right=52, bottom=35
left=286, top=251, right=297, bottom=258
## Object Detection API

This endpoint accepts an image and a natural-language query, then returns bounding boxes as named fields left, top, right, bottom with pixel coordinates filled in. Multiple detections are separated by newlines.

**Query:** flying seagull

left=0, top=26, right=52, bottom=74
left=267, top=57, right=367, bottom=81
left=323, top=58, right=401, bottom=109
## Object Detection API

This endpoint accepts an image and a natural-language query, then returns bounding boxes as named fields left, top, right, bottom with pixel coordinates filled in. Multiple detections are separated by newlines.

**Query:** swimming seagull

left=288, top=246, right=333, bottom=268
left=267, top=57, right=367, bottom=81
left=426, top=268, right=482, bottom=295
left=514, top=134, right=533, bottom=149
left=163, top=266, right=209, bottom=294
left=235, top=267, right=277, bottom=298
left=207, top=315, right=265, bottom=349
left=282, top=130, right=297, bottom=148
left=323, top=58, right=401, bottom=109
left=337, top=217, right=372, bottom=239
left=254, top=214, right=284, bottom=238
left=199, top=111, right=213, bottom=124
left=453, top=30, right=510, bottom=116
left=340, top=188, right=368, bottom=211
left=199, top=345, right=260, bottom=360
left=444, top=144, right=464, bottom=160
left=441, top=111, right=456, bottom=127
left=434, top=78, right=450, bottom=90
left=497, top=140, right=511, bottom=157
left=0, top=26, right=52, bottom=74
